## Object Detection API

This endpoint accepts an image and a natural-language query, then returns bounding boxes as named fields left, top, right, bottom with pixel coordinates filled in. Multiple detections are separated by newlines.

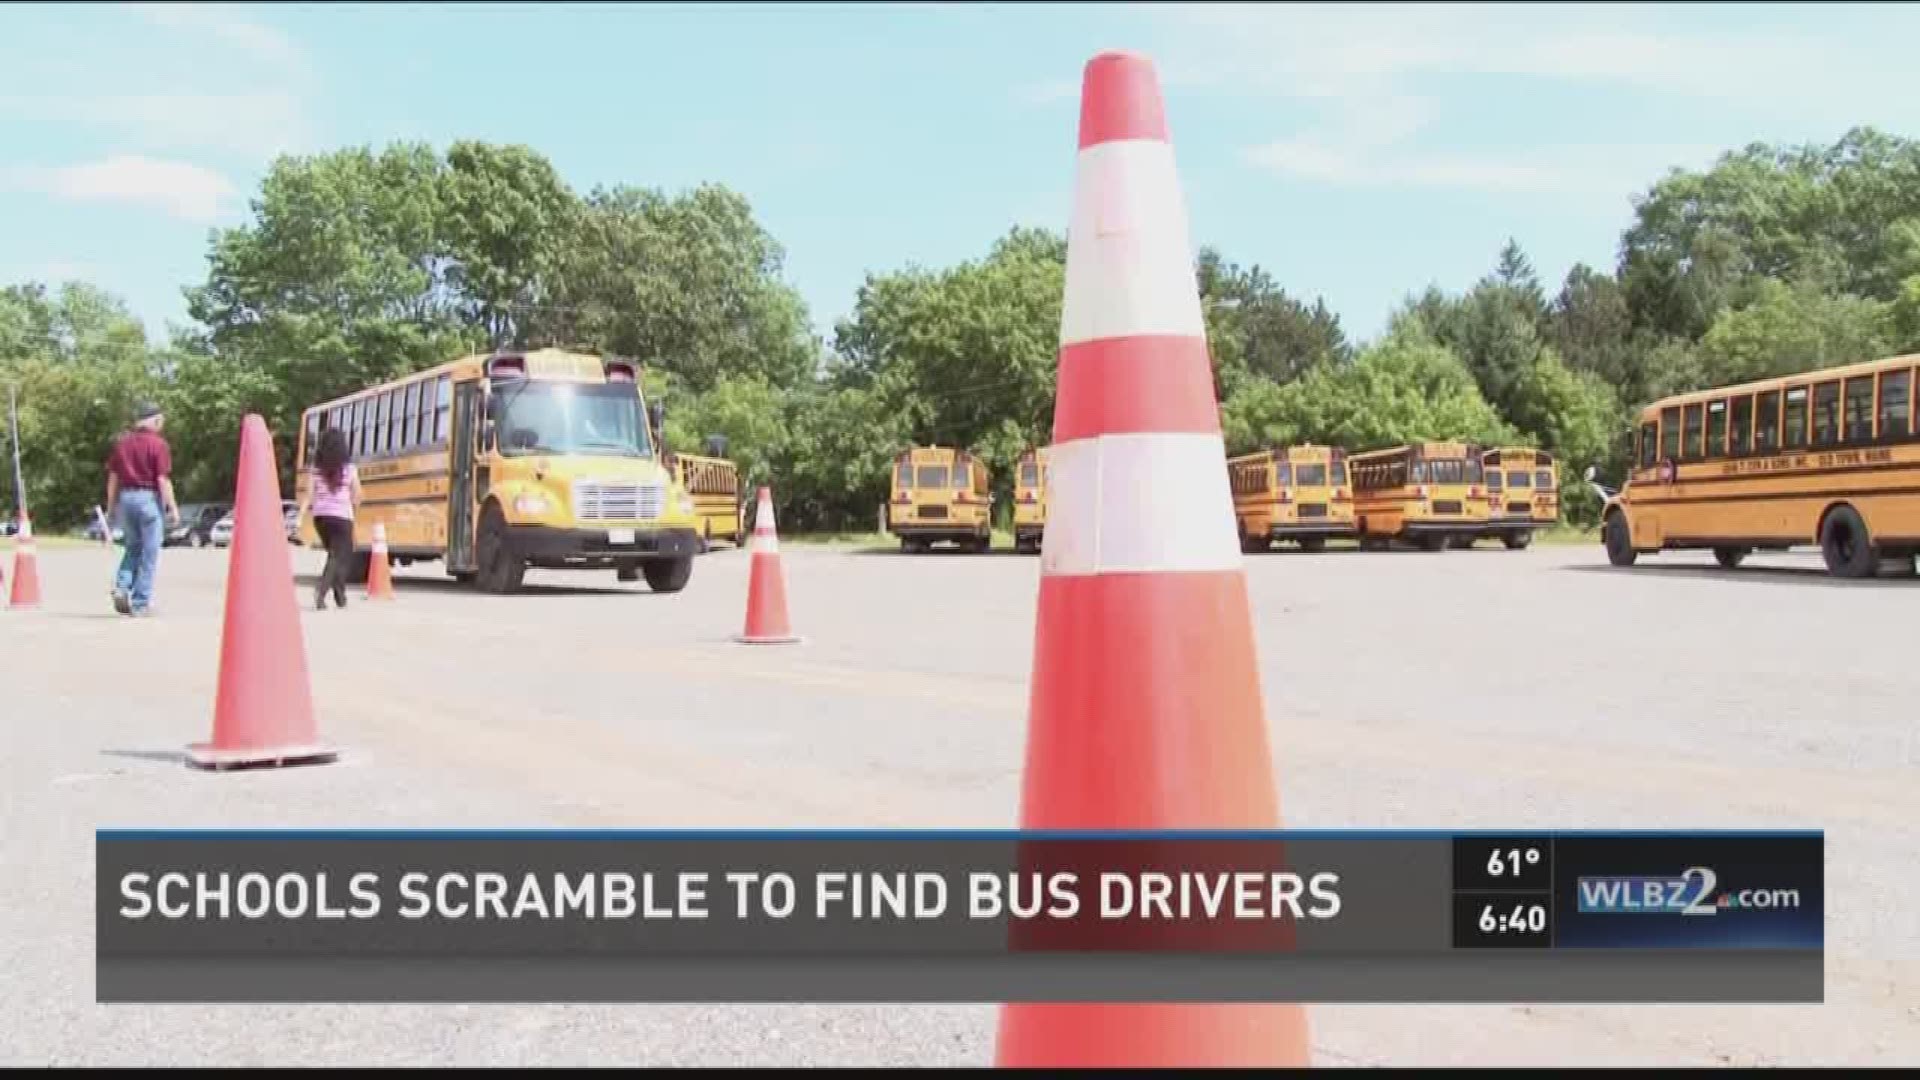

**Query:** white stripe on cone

left=372, top=523, right=388, bottom=550
left=1061, top=139, right=1204, bottom=347
left=1040, top=432, right=1241, bottom=577
left=753, top=491, right=779, bottom=554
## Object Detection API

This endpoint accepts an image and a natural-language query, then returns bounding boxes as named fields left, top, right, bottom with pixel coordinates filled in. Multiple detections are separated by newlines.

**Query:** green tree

left=546, top=183, right=817, bottom=391
left=0, top=283, right=165, bottom=527
left=1696, top=278, right=1894, bottom=387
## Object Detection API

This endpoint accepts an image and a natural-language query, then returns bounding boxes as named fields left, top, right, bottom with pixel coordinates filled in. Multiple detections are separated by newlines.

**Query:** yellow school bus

left=293, top=348, right=703, bottom=594
left=1468, top=446, right=1559, bottom=549
left=1013, top=447, right=1049, bottom=554
left=887, top=445, right=994, bottom=553
left=1597, top=351, right=1920, bottom=577
left=1226, top=444, right=1356, bottom=552
left=664, top=438, right=742, bottom=551
left=1349, top=441, right=1490, bottom=551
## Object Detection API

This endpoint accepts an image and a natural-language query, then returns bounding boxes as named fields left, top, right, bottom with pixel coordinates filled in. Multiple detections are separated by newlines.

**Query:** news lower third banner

left=95, top=830, right=1823, bottom=1004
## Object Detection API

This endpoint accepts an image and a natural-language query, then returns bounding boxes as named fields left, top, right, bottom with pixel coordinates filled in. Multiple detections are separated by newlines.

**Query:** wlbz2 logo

left=1576, top=867, right=1803, bottom=916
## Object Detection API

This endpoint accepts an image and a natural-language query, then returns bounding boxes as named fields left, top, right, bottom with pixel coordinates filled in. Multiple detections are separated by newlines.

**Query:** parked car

left=210, top=502, right=300, bottom=548
left=82, top=515, right=123, bottom=544
left=167, top=503, right=230, bottom=547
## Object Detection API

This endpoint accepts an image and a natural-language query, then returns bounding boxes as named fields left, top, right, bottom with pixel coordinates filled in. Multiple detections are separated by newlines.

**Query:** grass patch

left=6, top=534, right=110, bottom=550
left=1537, top=525, right=1601, bottom=546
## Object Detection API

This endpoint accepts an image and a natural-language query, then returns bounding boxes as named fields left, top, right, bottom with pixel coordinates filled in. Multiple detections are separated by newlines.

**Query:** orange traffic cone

left=8, top=511, right=42, bottom=610
left=993, top=51, right=1310, bottom=1068
left=734, top=485, right=800, bottom=644
left=186, top=414, right=336, bottom=771
left=365, top=522, right=395, bottom=600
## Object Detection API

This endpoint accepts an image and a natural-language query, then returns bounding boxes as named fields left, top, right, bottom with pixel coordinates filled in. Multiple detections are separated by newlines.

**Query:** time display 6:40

left=1452, top=894, right=1553, bottom=948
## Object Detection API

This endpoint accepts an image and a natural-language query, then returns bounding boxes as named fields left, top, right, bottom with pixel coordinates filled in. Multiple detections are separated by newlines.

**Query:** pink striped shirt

left=310, top=463, right=358, bottom=520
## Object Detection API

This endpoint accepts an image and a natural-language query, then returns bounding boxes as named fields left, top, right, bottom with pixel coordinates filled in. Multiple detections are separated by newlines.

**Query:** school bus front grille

left=573, top=481, right=664, bottom=522
left=1431, top=500, right=1464, bottom=515
left=1296, top=503, right=1327, bottom=518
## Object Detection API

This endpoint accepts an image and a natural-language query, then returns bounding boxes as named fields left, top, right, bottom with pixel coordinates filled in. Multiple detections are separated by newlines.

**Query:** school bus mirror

left=649, top=400, right=666, bottom=432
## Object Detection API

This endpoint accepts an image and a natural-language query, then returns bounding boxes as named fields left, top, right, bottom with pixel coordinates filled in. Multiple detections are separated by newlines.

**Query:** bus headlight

left=514, top=493, right=552, bottom=516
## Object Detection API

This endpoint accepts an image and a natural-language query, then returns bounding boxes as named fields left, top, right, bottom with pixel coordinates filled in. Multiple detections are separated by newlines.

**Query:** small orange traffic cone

left=993, top=51, right=1310, bottom=1068
left=8, top=511, right=43, bottom=610
left=186, top=414, right=336, bottom=771
left=365, top=522, right=395, bottom=600
left=735, top=485, right=800, bottom=644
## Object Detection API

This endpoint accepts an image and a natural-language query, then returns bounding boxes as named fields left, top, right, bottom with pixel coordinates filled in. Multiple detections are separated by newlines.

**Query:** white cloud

left=0, top=156, right=236, bottom=223
left=119, top=3, right=307, bottom=73
left=1147, top=2, right=1906, bottom=196
left=0, top=91, right=312, bottom=160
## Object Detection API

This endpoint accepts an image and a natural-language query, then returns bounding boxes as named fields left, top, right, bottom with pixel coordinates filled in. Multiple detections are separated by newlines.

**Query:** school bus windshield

left=495, top=382, right=653, bottom=458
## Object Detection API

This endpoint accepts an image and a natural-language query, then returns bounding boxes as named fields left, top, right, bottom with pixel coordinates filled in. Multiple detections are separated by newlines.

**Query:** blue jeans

left=114, top=489, right=165, bottom=612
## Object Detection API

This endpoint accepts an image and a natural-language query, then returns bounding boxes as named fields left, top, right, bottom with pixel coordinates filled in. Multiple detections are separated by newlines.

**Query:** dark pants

left=314, top=515, right=354, bottom=605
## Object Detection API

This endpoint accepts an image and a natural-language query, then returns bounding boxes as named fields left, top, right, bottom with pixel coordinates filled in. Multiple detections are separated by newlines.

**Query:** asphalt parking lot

left=3, top=536, right=1915, bottom=1066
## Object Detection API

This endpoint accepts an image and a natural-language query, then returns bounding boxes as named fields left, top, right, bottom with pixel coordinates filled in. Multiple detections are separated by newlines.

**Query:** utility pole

left=7, top=383, right=22, bottom=525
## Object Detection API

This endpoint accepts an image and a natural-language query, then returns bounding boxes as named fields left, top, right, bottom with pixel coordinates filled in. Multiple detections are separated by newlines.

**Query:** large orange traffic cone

left=993, top=51, right=1311, bottom=1068
left=734, top=485, right=800, bottom=644
left=365, top=522, right=395, bottom=600
left=8, top=511, right=42, bottom=610
left=186, top=414, right=336, bottom=771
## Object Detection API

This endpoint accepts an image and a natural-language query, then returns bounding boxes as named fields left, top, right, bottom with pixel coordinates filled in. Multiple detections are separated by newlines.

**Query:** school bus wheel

left=1713, top=546, right=1749, bottom=569
left=1603, top=510, right=1636, bottom=567
left=474, top=502, right=526, bottom=594
left=1502, top=531, right=1532, bottom=550
left=642, top=556, right=693, bottom=593
left=1819, top=504, right=1878, bottom=579
left=1418, top=533, right=1448, bottom=552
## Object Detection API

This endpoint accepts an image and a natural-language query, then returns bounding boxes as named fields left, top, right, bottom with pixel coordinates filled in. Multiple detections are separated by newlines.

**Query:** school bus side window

left=1660, top=406, right=1681, bottom=460
left=1706, top=399, right=1727, bottom=458
left=1755, top=391, right=1781, bottom=451
left=895, top=462, right=912, bottom=488
left=1682, top=403, right=1703, bottom=460
left=1783, top=388, right=1808, bottom=449
left=1730, top=396, right=1751, bottom=455
left=1881, top=369, right=1911, bottom=439
left=1812, top=381, right=1840, bottom=447
left=1842, top=377, right=1872, bottom=443
left=1638, top=421, right=1657, bottom=468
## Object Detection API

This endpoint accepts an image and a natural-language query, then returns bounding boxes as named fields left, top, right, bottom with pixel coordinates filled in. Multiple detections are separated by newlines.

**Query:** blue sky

left=4, top=2, right=1919, bottom=352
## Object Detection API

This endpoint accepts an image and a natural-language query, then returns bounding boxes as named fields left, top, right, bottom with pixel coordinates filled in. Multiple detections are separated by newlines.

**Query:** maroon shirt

left=107, top=429, right=172, bottom=490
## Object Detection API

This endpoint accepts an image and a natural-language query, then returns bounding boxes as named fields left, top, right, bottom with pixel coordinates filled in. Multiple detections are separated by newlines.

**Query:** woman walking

left=304, top=427, right=361, bottom=610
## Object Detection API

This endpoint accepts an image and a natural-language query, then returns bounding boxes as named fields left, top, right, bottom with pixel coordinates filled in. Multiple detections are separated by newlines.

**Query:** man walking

left=105, top=402, right=180, bottom=616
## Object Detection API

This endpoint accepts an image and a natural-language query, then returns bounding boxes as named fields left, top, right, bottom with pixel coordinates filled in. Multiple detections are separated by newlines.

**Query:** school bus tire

left=1502, top=530, right=1533, bottom=550
left=1419, top=533, right=1448, bottom=552
left=474, top=503, right=526, bottom=594
left=1819, top=504, right=1878, bottom=579
left=642, top=556, right=693, bottom=593
left=1713, top=546, right=1749, bottom=569
left=1603, top=510, right=1637, bottom=567
left=1299, top=537, right=1327, bottom=553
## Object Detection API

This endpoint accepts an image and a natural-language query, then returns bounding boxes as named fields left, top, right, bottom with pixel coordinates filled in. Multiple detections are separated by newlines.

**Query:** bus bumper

left=1267, top=522, right=1358, bottom=540
left=1477, top=517, right=1550, bottom=536
left=1014, top=524, right=1044, bottom=543
left=508, top=525, right=702, bottom=567
left=1400, top=520, right=1489, bottom=538
left=890, top=523, right=987, bottom=541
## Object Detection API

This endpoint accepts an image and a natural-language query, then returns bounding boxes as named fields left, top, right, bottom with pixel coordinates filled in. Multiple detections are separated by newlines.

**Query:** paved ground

left=3, top=535, right=1916, bottom=1066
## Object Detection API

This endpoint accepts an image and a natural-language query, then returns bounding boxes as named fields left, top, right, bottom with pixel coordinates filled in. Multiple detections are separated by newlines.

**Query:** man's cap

left=134, top=401, right=163, bottom=421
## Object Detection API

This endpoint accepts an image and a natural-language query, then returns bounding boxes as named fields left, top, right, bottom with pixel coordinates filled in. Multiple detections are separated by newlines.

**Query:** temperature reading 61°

left=1487, top=847, right=1544, bottom=878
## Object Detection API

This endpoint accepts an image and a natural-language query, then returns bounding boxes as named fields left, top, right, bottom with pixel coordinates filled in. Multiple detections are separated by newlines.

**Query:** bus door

left=1290, top=458, right=1332, bottom=524
left=448, top=380, right=483, bottom=571
left=908, top=455, right=956, bottom=525
left=1533, top=462, right=1559, bottom=523
left=1502, top=464, right=1535, bottom=519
